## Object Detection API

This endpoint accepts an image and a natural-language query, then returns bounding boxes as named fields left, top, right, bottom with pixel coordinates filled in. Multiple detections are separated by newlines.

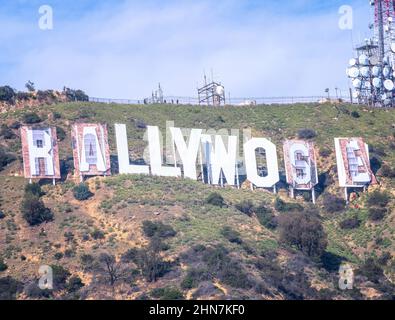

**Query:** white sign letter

left=148, top=126, right=181, bottom=177
left=244, top=138, right=279, bottom=188
left=115, top=124, right=149, bottom=175
left=170, top=127, right=202, bottom=180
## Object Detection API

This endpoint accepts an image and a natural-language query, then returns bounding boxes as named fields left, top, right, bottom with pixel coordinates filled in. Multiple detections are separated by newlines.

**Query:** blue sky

left=0, top=0, right=372, bottom=99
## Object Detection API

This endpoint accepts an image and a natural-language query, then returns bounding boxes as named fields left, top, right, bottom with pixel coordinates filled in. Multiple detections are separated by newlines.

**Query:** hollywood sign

left=20, top=123, right=377, bottom=202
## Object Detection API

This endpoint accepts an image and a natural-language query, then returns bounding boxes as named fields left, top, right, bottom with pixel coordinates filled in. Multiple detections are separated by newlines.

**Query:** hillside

left=0, top=101, right=394, bottom=300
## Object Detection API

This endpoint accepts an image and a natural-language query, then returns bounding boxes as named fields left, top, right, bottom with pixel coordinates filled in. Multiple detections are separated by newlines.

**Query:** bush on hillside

left=9, top=121, right=21, bottom=130
left=0, top=276, right=23, bottom=300
left=0, top=258, right=8, bottom=272
left=142, top=221, right=176, bottom=238
left=64, top=88, right=89, bottom=102
left=23, top=112, right=41, bottom=124
left=150, top=287, right=184, bottom=300
left=255, top=204, right=278, bottom=230
left=0, top=148, right=16, bottom=171
left=367, top=191, right=391, bottom=208
left=221, top=226, right=243, bottom=244
left=274, top=197, right=303, bottom=212
left=339, top=216, right=361, bottom=230
left=358, top=258, right=384, bottom=284
left=322, top=194, right=346, bottom=213
left=56, top=126, right=66, bottom=141
left=0, top=86, right=16, bottom=103
left=379, top=164, right=395, bottom=178
left=21, top=194, right=53, bottom=226
left=235, top=200, right=254, bottom=216
left=51, top=265, right=71, bottom=290
left=368, top=207, right=387, bottom=222
left=206, top=192, right=225, bottom=208
left=25, top=183, right=44, bottom=197
left=351, top=111, right=360, bottom=118
left=319, top=147, right=332, bottom=158
left=298, top=129, right=317, bottom=139
left=0, top=211, right=5, bottom=219
left=0, top=125, right=16, bottom=139
left=279, top=211, right=328, bottom=259
left=72, top=183, right=93, bottom=201
left=66, top=276, right=84, bottom=293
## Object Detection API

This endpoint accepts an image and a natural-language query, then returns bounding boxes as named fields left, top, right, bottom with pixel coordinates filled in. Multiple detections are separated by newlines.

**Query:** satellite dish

left=383, top=67, right=391, bottom=77
left=384, top=79, right=395, bottom=91
left=391, top=43, right=395, bottom=53
left=360, top=67, right=370, bottom=77
left=352, top=91, right=360, bottom=99
left=349, top=58, right=358, bottom=66
left=372, top=77, right=382, bottom=88
left=348, top=67, right=360, bottom=78
left=370, top=56, right=379, bottom=65
left=215, top=85, right=225, bottom=96
left=352, top=78, right=362, bottom=88
left=364, top=81, right=372, bottom=89
left=359, top=54, right=369, bottom=65
left=372, top=66, right=381, bottom=76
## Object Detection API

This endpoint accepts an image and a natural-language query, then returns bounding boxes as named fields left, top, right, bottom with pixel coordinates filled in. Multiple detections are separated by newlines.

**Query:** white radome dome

left=215, top=85, right=225, bottom=95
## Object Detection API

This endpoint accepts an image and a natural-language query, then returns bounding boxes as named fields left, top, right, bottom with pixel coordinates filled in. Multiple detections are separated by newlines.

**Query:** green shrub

left=91, top=229, right=105, bottom=240
left=0, top=258, right=8, bottom=272
left=0, top=276, right=23, bottom=300
left=142, top=220, right=176, bottom=238
left=56, top=126, right=66, bottom=141
left=72, top=183, right=93, bottom=201
left=181, top=268, right=210, bottom=289
left=0, top=148, right=16, bottom=171
left=298, top=128, right=316, bottom=139
left=51, top=265, right=71, bottom=290
left=319, top=147, right=332, bottom=158
left=379, top=164, right=395, bottom=178
left=235, top=200, right=254, bottom=216
left=150, top=287, right=184, bottom=300
left=368, top=207, right=387, bottom=221
left=21, top=194, right=53, bottom=226
left=206, top=192, right=225, bottom=207
left=339, top=217, right=361, bottom=230
left=9, top=121, right=21, bottom=130
left=121, top=248, right=139, bottom=263
left=0, top=125, right=16, bottom=139
left=322, top=194, right=346, bottom=213
left=279, top=212, right=328, bottom=258
left=351, top=111, right=360, bottom=118
left=54, top=252, right=64, bottom=260
left=66, top=276, right=84, bottom=293
left=52, top=111, right=62, bottom=119
left=136, top=238, right=173, bottom=282
left=274, top=197, right=303, bottom=212
left=367, top=191, right=391, bottom=208
left=0, top=86, right=16, bottom=103
left=64, top=88, right=89, bottom=102
left=358, top=258, right=383, bottom=284
left=25, top=183, right=44, bottom=197
left=0, top=211, right=5, bottom=219
left=23, top=112, right=41, bottom=124
left=221, top=226, right=243, bottom=244
left=255, top=204, right=277, bottom=229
